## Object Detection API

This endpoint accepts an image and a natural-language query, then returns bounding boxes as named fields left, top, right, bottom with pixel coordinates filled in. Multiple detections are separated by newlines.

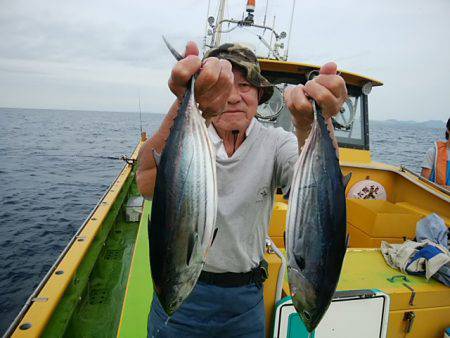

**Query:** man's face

left=211, top=67, right=260, bottom=132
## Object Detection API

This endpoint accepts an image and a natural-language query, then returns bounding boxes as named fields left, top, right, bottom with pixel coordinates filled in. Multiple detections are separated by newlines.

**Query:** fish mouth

left=157, top=289, right=189, bottom=316
left=303, top=309, right=323, bottom=333
left=292, top=291, right=331, bottom=332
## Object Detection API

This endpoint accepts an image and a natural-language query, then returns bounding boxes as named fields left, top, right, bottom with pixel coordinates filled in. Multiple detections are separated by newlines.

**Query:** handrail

left=265, top=238, right=286, bottom=303
left=400, top=165, right=450, bottom=196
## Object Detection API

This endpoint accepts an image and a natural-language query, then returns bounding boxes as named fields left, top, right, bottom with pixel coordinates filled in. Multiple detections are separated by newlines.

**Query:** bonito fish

left=286, top=101, right=347, bottom=332
left=149, top=38, right=218, bottom=316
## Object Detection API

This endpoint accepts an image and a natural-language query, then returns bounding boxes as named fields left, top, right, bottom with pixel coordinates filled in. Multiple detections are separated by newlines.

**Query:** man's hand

left=168, top=41, right=234, bottom=118
left=284, top=62, right=347, bottom=130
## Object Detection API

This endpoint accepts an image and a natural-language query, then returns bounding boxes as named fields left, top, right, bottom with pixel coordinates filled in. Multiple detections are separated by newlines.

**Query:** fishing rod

left=4, top=153, right=137, bottom=164
left=284, top=0, right=296, bottom=60
left=138, top=92, right=143, bottom=135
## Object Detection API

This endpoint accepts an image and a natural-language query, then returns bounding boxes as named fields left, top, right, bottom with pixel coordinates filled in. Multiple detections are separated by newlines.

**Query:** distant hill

left=370, top=119, right=445, bottom=128
left=0, top=106, right=163, bottom=116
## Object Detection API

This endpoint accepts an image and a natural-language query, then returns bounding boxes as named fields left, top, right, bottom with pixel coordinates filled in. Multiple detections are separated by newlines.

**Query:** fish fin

left=343, top=173, right=352, bottom=188
left=288, top=266, right=303, bottom=284
left=210, top=228, right=219, bottom=247
left=186, top=232, right=199, bottom=266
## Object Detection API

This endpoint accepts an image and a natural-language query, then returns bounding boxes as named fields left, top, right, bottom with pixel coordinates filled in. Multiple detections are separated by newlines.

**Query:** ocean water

left=370, top=120, right=444, bottom=172
left=0, top=107, right=164, bottom=335
left=0, top=107, right=445, bottom=334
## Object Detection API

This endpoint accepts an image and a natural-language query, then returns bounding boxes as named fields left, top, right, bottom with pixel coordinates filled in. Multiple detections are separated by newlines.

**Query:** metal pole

left=268, top=15, right=275, bottom=58
left=285, top=0, right=296, bottom=60
left=215, top=0, right=227, bottom=46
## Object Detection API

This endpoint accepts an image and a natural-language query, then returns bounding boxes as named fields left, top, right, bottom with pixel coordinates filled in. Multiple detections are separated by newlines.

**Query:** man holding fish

left=137, top=41, right=347, bottom=337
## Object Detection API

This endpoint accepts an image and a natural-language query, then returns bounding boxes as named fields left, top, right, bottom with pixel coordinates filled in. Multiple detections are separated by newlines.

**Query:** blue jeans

left=147, top=281, right=265, bottom=338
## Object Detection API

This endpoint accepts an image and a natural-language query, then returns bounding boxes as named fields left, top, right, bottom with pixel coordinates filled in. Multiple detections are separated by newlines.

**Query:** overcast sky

left=0, top=0, right=449, bottom=122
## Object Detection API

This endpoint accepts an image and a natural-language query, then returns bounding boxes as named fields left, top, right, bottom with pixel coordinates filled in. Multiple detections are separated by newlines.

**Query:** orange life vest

left=434, top=141, right=448, bottom=185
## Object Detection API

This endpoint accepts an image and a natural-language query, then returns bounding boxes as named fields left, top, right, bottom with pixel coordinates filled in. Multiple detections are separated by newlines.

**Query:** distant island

left=370, top=119, right=445, bottom=128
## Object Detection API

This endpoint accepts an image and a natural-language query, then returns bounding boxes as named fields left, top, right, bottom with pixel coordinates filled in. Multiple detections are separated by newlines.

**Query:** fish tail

left=312, top=100, right=327, bottom=133
left=188, top=77, right=195, bottom=95
left=162, top=36, right=183, bottom=61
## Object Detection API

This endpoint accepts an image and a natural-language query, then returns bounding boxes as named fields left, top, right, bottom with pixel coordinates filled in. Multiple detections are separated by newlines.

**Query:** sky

left=0, top=0, right=449, bottom=122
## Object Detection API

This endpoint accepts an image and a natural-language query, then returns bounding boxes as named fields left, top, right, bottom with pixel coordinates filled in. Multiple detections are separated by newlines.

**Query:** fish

left=286, top=100, right=348, bottom=333
left=148, top=38, right=218, bottom=316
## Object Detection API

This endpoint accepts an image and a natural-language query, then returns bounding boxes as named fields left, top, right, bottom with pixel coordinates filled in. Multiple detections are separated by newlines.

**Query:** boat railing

left=203, top=0, right=293, bottom=60
left=3, top=146, right=140, bottom=337
left=400, top=165, right=450, bottom=196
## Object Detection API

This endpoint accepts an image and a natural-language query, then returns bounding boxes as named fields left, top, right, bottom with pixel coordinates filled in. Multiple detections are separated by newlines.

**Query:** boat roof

left=258, top=59, right=383, bottom=88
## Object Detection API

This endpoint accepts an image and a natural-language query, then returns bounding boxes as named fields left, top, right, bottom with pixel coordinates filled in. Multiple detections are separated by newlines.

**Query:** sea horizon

left=1, top=106, right=447, bottom=124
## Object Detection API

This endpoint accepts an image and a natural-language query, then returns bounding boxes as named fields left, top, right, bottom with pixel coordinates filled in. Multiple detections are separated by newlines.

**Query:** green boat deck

left=62, top=218, right=139, bottom=338
left=117, top=201, right=153, bottom=338
left=38, top=175, right=151, bottom=338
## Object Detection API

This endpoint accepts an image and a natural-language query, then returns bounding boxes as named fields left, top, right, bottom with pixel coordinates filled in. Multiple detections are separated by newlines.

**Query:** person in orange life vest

left=421, top=118, right=450, bottom=189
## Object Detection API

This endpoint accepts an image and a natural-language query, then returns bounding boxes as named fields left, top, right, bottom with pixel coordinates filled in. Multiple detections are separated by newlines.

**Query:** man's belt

left=199, top=260, right=268, bottom=288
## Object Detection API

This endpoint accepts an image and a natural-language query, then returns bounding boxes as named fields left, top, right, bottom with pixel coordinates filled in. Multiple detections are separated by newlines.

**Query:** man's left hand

left=284, top=62, right=347, bottom=129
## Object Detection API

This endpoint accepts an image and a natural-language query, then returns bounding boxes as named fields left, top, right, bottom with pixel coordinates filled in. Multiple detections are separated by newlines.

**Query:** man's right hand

left=168, top=41, right=234, bottom=118
left=137, top=42, right=233, bottom=198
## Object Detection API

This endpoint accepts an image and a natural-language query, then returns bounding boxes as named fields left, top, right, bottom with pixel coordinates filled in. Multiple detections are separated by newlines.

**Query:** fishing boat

left=5, top=1, right=449, bottom=337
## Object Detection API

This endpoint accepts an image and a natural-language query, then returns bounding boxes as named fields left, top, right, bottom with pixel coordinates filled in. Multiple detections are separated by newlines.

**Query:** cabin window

left=258, top=73, right=370, bottom=150
left=333, top=90, right=369, bottom=150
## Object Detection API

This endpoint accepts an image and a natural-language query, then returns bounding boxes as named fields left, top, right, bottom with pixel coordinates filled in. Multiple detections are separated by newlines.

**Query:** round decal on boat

left=347, top=180, right=387, bottom=200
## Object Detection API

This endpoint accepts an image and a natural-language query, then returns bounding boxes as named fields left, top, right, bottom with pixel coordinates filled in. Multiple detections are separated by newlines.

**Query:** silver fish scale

left=187, top=95, right=217, bottom=250
left=286, top=110, right=347, bottom=333
left=149, top=84, right=217, bottom=316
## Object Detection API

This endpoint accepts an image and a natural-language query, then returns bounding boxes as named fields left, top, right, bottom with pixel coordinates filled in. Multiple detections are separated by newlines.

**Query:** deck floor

left=62, top=217, right=139, bottom=338
left=117, top=201, right=153, bottom=338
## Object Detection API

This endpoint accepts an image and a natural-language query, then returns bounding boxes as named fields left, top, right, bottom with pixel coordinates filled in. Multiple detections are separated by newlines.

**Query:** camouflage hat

left=204, top=43, right=274, bottom=104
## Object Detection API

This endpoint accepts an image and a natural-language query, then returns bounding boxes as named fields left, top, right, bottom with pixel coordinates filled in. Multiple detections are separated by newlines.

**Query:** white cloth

left=204, top=120, right=298, bottom=273
left=381, top=239, right=450, bottom=280
left=416, top=213, right=449, bottom=247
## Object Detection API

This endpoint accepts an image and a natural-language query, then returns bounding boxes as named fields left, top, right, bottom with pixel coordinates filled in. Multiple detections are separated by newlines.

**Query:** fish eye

left=303, top=310, right=311, bottom=321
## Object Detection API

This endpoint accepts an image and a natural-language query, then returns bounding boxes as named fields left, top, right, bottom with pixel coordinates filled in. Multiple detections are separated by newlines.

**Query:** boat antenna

left=285, top=0, right=296, bottom=60
left=263, top=0, right=269, bottom=27
left=215, top=0, right=227, bottom=46
left=268, top=15, right=275, bottom=57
